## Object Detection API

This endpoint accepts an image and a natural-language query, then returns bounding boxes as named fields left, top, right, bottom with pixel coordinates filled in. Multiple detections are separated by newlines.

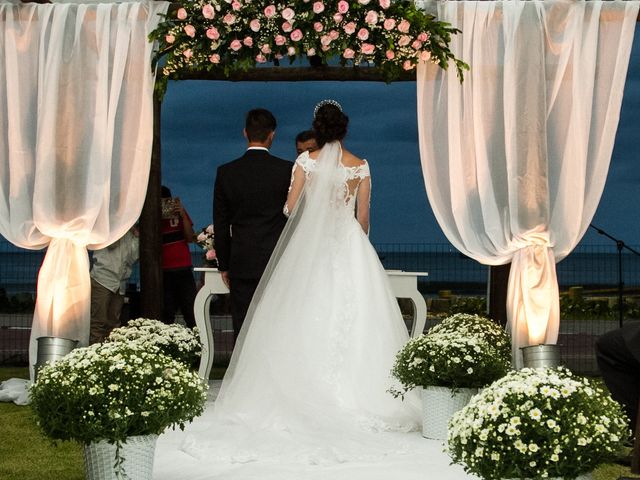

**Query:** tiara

left=314, top=99, right=343, bottom=118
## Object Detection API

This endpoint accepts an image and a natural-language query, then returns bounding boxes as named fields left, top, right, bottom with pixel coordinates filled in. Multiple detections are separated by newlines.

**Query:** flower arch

left=149, top=0, right=467, bottom=94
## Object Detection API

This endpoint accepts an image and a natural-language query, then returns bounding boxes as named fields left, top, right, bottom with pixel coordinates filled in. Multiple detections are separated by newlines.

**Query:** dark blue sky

left=160, top=27, right=640, bottom=248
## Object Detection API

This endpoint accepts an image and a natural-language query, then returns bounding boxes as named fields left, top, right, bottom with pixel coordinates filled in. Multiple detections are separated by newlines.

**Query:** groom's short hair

left=245, top=109, right=277, bottom=142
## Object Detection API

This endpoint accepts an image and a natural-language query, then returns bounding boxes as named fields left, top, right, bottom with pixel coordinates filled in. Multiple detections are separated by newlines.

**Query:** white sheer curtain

left=0, top=1, right=169, bottom=378
left=416, top=0, right=639, bottom=366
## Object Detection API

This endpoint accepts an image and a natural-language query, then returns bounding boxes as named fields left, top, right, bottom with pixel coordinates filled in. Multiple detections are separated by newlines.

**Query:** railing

left=1, top=238, right=639, bottom=374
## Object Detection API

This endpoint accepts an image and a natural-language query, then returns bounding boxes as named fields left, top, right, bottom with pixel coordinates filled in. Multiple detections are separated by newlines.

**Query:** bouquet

left=105, top=317, right=201, bottom=369
left=30, top=342, right=208, bottom=448
left=196, top=224, right=217, bottom=267
left=447, top=367, right=630, bottom=480
left=390, top=331, right=511, bottom=397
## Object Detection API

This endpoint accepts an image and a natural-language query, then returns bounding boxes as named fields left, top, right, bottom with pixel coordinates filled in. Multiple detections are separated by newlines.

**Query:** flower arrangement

left=149, top=0, right=468, bottom=95
left=105, top=318, right=202, bottom=368
left=447, top=367, right=630, bottom=480
left=196, top=224, right=217, bottom=267
left=30, top=342, right=208, bottom=449
left=429, top=313, right=512, bottom=359
left=390, top=330, right=511, bottom=397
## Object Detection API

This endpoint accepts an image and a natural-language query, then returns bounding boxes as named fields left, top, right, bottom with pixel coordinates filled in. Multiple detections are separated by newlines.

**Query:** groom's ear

left=243, top=128, right=248, bottom=140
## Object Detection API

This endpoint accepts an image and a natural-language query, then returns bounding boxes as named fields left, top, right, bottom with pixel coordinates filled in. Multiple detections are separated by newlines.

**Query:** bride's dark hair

left=312, top=104, right=349, bottom=147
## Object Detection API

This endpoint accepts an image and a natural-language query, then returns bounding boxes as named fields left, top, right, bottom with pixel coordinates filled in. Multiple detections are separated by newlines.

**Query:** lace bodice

left=283, top=151, right=371, bottom=228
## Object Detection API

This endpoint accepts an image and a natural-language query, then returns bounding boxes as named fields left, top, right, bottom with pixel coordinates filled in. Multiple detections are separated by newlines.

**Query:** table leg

left=194, top=287, right=214, bottom=380
left=410, top=292, right=427, bottom=338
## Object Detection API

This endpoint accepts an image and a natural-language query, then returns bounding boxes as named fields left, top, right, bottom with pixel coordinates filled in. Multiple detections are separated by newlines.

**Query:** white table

left=193, top=267, right=428, bottom=380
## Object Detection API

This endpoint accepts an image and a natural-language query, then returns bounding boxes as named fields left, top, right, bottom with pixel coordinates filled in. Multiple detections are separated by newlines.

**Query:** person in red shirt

left=161, top=185, right=196, bottom=328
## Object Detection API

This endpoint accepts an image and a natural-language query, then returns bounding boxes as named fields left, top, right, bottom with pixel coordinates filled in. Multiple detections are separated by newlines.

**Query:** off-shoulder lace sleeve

left=355, top=161, right=371, bottom=235
left=283, top=154, right=313, bottom=217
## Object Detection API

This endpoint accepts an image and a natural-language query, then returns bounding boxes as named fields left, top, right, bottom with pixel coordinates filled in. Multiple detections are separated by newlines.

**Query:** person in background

left=161, top=185, right=197, bottom=328
left=89, top=225, right=139, bottom=344
left=596, top=324, right=640, bottom=438
left=295, top=129, right=319, bottom=156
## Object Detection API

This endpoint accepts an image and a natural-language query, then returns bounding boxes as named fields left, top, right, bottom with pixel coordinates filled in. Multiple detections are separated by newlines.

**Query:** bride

left=163, top=100, right=420, bottom=465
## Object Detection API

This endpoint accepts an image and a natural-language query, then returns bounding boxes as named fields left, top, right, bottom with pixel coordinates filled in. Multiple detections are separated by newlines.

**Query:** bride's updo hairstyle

left=312, top=100, right=349, bottom=147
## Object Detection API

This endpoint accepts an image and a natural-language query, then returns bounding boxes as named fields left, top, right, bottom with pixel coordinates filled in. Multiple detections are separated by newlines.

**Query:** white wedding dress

left=154, top=142, right=433, bottom=478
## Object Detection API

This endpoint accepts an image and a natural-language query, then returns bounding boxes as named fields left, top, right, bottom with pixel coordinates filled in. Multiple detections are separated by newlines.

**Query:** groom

left=213, top=109, right=293, bottom=343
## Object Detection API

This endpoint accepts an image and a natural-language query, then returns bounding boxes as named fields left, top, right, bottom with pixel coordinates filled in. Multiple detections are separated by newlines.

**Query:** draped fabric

left=416, top=0, right=638, bottom=366
left=0, top=1, right=169, bottom=377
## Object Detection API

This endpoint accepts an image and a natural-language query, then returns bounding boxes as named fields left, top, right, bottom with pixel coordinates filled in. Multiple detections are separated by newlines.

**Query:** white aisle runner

left=153, top=381, right=478, bottom=480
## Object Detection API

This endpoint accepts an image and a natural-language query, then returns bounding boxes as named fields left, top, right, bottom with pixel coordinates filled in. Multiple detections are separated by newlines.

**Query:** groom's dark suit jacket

left=214, top=149, right=293, bottom=280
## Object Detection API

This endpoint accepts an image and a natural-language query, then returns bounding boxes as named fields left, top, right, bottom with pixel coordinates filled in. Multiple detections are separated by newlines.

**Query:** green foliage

left=447, top=296, right=487, bottom=316
left=447, top=367, right=630, bottom=480
left=105, top=318, right=202, bottom=369
left=149, top=0, right=469, bottom=96
left=30, top=342, right=208, bottom=446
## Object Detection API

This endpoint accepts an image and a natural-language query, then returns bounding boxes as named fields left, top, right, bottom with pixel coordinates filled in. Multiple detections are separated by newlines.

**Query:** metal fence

left=1, top=238, right=639, bottom=375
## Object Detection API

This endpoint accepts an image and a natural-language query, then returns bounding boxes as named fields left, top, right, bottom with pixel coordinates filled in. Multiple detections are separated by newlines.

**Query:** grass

left=1, top=366, right=639, bottom=480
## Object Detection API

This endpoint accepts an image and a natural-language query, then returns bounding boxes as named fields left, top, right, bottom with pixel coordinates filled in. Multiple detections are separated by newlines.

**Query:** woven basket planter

left=421, top=386, right=477, bottom=440
left=83, top=434, right=158, bottom=480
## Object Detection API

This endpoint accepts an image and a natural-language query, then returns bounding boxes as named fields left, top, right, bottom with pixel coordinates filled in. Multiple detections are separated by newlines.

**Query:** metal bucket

left=35, top=336, right=78, bottom=380
left=521, top=344, right=561, bottom=369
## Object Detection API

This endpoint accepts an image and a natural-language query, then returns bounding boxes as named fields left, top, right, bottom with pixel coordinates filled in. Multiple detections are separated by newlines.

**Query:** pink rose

left=230, top=39, right=242, bottom=51
left=184, top=25, right=196, bottom=37
left=243, top=36, right=253, bottom=47
left=202, top=4, right=215, bottom=19
left=209, top=54, right=220, bottom=64
left=275, top=53, right=284, bottom=60
left=264, top=5, right=276, bottom=18
left=206, top=27, right=220, bottom=40
left=412, top=40, right=422, bottom=50
left=337, top=0, right=349, bottom=14
left=290, top=29, right=303, bottom=42
left=364, top=10, right=378, bottom=25
left=379, top=0, right=390, bottom=9
left=383, top=18, right=396, bottom=30
left=314, top=22, right=324, bottom=32
left=403, top=60, right=414, bottom=71
left=261, top=44, right=272, bottom=54
left=398, top=35, right=411, bottom=47
left=420, top=50, right=431, bottom=61
left=205, top=249, right=217, bottom=260
left=343, top=22, right=356, bottom=34
left=288, top=46, right=296, bottom=56
left=358, top=0, right=371, bottom=4
left=313, top=1, right=325, bottom=14
left=361, top=43, right=375, bottom=55
left=333, top=12, right=343, bottom=23
left=206, top=224, right=214, bottom=234
left=321, top=45, right=330, bottom=52
left=320, top=35, right=331, bottom=46
left=343, top=48, right=355, bottom=59
left=385, top=49, right=395, bottom=60
left=183, top=49, right=193, bottom=58
left=307, top=48, right=316, bottom=56
left=282, top=21, right=293, bottom=33
left=329, top=30, right=339, bottom=40
left=282, top=7, right=295, bottom=21
left=223, top=13, right=236, bottom=24
left=231, top=0, right=241, bottom=10
left=357, top=28, right=369, bottom=41
left=418, top=32, right=429, bottom=42
left=176, top=7, right=187, bottom=20
left=165, top=34, right=175, bottom=44
left=398, top=19, right=410, bottom=33
left=250, top=19, right=260, bottom=32
left=256, top=54, right=267, bottom=63
left=275, top=35, right=286, bottom=46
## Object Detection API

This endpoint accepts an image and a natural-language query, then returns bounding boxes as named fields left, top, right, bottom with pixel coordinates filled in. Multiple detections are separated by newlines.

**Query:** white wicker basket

left=421, top=386, right=477, bottom=440
left=83, top=434, right=158, bottom=480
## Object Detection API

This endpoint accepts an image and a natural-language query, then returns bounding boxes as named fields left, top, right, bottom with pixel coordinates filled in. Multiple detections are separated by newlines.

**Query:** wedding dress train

left=156, top=141, right=422, bottom=469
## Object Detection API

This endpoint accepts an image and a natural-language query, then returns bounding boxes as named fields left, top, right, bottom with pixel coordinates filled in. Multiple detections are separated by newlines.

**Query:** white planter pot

left=421, top=386, right=477, bottom=440
left=83, top=434, right=158, bottom=480
left=506, top=475, right=592, bottom=480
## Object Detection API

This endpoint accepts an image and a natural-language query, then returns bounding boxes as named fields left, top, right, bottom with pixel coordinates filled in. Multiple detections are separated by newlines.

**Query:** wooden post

left=488, top=263, right=510, bottom=327
left=139, top=93, right=163, bottom=320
